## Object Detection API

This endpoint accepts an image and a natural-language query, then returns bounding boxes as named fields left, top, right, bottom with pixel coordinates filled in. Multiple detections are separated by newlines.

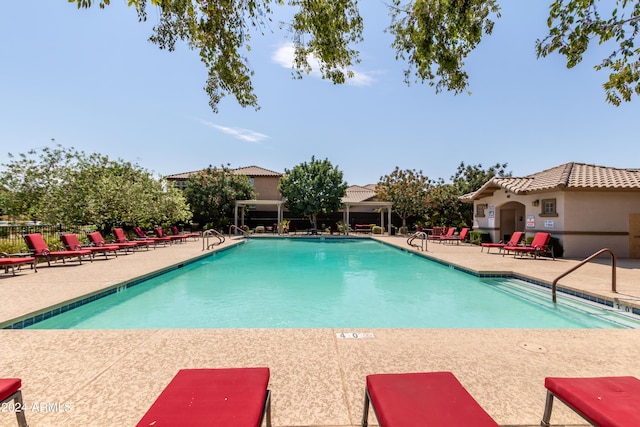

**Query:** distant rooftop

left=166, top=165, right=282, bottom=180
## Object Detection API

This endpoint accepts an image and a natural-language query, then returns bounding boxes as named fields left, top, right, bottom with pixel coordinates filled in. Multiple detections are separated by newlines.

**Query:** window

left=475, top=204, right=486, bottom=217
left=540, top=198, right=557, bottom=217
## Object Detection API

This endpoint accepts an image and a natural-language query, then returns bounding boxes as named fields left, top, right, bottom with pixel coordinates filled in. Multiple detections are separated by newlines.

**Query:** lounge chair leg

left=361, top=388, right=370, bottom=427
left=6, top=390, right=29, bottom=427
left=540, top=390, right=554, bottom=427
left=263, top=389, right=272, bottom=427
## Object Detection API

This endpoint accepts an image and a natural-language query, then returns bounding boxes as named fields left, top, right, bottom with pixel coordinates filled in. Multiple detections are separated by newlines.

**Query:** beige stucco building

left=461, top=162, right=640, bottom=259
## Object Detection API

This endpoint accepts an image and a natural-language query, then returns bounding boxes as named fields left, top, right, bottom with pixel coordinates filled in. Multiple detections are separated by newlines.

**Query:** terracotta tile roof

left=461, top=162, right=640, bottom=200
left=165, top=165, right=282, bottom=180
left=342, top=185, right=376, bottom=203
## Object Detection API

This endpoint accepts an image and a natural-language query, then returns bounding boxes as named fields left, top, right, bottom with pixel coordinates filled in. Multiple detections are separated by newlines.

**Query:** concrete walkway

left=1, top=235, right=639, bottom=426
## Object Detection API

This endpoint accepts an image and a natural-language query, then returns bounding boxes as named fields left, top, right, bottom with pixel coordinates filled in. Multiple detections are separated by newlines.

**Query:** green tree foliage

left=278, top=156, right=347, bottom=228
left=183, top=165, right=256, bottom=230
left=389, top=0, right=500, bottom=94
left=0, top=145, right=191, bottom=231
left=375, top=167, right=433, bottom=227
left=536, top=0, right=640, bottom=105
left=70, top=1, right=640, bottom=111
left=425, top=161, right=510, bottom=227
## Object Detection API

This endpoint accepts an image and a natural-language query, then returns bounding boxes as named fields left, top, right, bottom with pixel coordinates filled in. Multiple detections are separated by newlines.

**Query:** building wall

left=474, top=189, right=640, bottom=258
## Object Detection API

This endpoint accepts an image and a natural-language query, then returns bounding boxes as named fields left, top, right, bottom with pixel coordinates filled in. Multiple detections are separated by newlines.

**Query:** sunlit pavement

left=1, top=235, right=639, bottom=426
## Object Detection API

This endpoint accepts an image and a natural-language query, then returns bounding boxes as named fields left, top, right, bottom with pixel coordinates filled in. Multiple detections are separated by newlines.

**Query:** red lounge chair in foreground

left=24, top=233, right=92, bottom=266
left=133, top=226, right=171, bottom=246
left=60, top=233, right=118, bottom=260
left=362, top=372, right=498, bottom=427
left=503, top=232, right=554, bottom=259
left=481, top=231, right=524, bottom=253
left=541, top=376, right=640, bottom=427
left=113, top=228, right=151, bottom=250
left=0, top=253, right=37, bottom=275
left=87, top=231, right=137, bottom=252
left=0, top=378, right=28, bottom=427
left=136, top=368, right=271, bottom=427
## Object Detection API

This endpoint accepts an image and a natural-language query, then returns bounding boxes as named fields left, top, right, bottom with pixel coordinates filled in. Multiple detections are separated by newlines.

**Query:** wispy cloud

left=200, top=120, right=269, bottom=143
left=272, top=43, right=375, bottom=87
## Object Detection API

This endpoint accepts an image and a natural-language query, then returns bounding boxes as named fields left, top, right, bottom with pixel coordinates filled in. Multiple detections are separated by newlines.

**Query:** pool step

left=484, top=278, right=640, bottom=329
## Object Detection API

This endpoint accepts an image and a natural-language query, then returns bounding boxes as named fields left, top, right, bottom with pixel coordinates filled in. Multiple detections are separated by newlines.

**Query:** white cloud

left=272, top=43, right=375, bottom=86
left=200, top=120, right=269, bottom=143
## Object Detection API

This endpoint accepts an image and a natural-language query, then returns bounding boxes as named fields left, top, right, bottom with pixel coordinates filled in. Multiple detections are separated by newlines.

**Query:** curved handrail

left=202, top=229, right=225, bottom=250
left=228, top=224, right=249, bottom=238
left=407, top=231, right=428, bottom=251
left=551, top=248, right=617, bottom=303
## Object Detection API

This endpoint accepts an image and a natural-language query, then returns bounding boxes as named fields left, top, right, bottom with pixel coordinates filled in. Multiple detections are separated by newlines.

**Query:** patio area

left=1, top=236, right=639, bottom=426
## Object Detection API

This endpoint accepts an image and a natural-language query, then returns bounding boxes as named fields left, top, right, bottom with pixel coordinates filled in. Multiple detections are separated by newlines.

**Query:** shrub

left=469, top=231, right=490, bottom=245
left=372, top=226, right=382, bottom=234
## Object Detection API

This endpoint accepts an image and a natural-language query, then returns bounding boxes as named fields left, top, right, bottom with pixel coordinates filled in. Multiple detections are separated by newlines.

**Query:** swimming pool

left=26, top=238, right=640, bottom=329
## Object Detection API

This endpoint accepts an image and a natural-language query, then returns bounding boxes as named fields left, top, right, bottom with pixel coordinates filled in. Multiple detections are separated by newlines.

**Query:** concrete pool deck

left=0, top=235, right=639, bottom=426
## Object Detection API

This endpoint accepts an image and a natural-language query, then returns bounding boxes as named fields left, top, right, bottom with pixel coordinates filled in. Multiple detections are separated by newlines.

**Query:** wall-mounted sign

left=544, top=220, right=554, bottom=228
left=526, top=215, right=535, bottom=229
left=488, top=205, right=495, bottom=218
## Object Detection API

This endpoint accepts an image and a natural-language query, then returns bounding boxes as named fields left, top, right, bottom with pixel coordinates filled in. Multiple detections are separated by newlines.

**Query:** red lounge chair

left=87, top=231, right=137, bottom=252
left=113, top=228, right=151, bottom=250
left=133, top=226, right=171, bottom=246
left=481, top=231, right=524, bottom=253
left=439, top=227, right=470, bottom=244
left=362, top=371, right=498, bottom=427
left=23, top=233, right=92, bottom=266
left=155, top=226, right=188, bottom=243
left=503, top=232, right=554, bottom=259
left=171, top=225, right=199, bottom=240
left=136, top=368, right=272, bottom=427
left=60, top=233, right=118, bottom=260
left=541, top=376, right=640, bottom=427
left=0, top=253, right=37, bottom=275
left=0, top=378, right=28, bottom=427
left=431, top=227, right=456, bottom=242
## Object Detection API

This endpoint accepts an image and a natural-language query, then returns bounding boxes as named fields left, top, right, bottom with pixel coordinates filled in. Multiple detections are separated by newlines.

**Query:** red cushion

left=0, top=258, right=35, bottom=266
left=136, top=368, right=269, bottom=427
left=0, top=378, right=21, bottom=402
left=366, top=372, right=498, bottom=427
left=545, top=376, right=640, bottom=427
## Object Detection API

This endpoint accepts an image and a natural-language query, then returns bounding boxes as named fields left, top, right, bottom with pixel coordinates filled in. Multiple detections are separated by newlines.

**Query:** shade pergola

left=341, top=201, right=393, bottom=235
left=234, top=199, right=393, bottom=235
left=234, top=200, right=285, bottom=233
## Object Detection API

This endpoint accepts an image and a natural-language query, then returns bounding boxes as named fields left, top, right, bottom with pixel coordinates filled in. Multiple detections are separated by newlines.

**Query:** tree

left=71, top=1, right=639, bottom=111
left=536, top=1, right=640, bottom=106
left=375, top=167, right=432, bottom=228
left=278, top=156, right=347, bottom=228
left=424, top=162, right=510, bottom=227
left=183, top=165, right=256, bottom=230
left=0, top=145, right=192, bottom=231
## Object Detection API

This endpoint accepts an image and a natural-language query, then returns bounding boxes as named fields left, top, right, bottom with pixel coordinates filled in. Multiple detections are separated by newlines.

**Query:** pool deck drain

left=0, top=236, right=639, bottom=426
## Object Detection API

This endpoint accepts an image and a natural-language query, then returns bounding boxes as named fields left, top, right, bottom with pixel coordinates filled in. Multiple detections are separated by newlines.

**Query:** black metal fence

left=0, top=224, right=96, bottom=251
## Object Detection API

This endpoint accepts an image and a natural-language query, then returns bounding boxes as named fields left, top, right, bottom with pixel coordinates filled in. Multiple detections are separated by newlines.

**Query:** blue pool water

left=27, top=238, right=639, bottom=329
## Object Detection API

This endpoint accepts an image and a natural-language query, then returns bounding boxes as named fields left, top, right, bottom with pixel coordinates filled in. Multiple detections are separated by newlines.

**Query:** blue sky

left=1, top=1, right=638, bottom=185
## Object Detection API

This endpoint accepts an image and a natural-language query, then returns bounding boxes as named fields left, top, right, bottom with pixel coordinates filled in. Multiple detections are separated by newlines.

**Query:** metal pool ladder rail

left=228, top=224, right=250, bottom=238
left=202, top=229, right=225, bottom=250
left=407, top=232, right=428, bottom=251
left=551, top=248, right=617, bottom=303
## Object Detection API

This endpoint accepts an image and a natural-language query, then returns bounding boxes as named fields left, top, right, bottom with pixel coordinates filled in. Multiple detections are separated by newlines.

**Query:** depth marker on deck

left=336, top=332, right=375, bottom=339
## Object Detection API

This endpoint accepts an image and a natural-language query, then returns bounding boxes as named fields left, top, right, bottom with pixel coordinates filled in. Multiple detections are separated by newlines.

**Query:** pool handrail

left=228, top=224, right=250, bottom=238
left=551, top=248, right=617, bottom=303
left=407, top=232, right=428, bottom=252
left=202, top=229, right=225, bottom=250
